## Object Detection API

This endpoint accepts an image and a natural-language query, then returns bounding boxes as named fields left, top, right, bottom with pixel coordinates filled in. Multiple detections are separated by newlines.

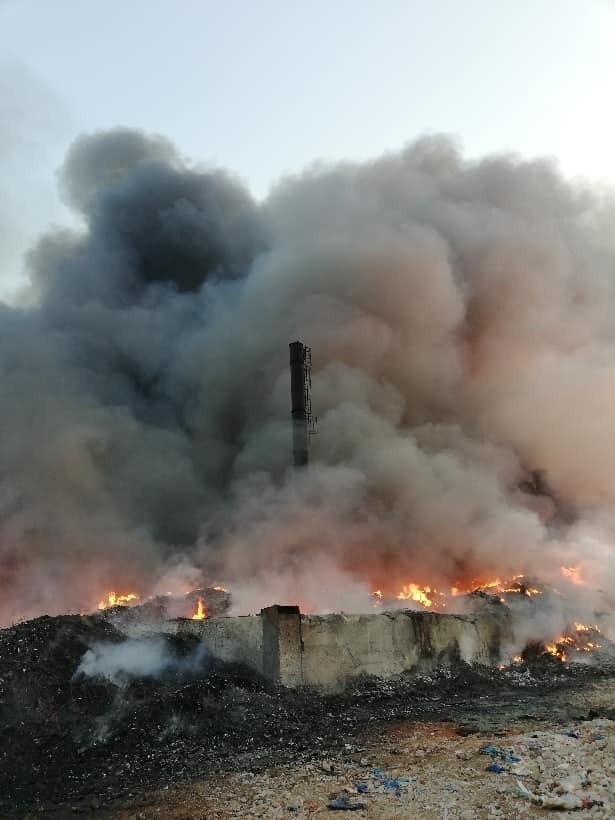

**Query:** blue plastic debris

left=372, top=768, right=387, bottom=780
left=383, top=780, right=401, bottom=797
left=486, top=763, right=506, bottom=774
left=481, top=745, right=520, bottom=765
left=445, top=785, right=459, bottom=793
left=356, top=783, right=368, bottom=794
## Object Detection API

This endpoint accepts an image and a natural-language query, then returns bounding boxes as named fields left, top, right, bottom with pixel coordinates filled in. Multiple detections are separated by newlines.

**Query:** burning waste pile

left=4, top=129, right=615, bottom=812
left=94, top=585, right=230, bottom=627
left=3, top=129, right=615, bottom=636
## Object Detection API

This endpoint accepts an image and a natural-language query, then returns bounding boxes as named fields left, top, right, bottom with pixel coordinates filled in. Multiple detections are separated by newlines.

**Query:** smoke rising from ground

left=2, top=128, right=615, bottom=622
left=75, top=637, right=208, bottom=684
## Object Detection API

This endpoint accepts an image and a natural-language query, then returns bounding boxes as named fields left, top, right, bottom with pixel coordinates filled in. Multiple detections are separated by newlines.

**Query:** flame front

left=544, top=623, right=603, bottom=662
left=372, top=574, right=544, bottom=611
left=397, top=583, right=440, bottom=608
left=191, top=597, right=207, bottom=620
left=97, top=591, right=139, bottom=610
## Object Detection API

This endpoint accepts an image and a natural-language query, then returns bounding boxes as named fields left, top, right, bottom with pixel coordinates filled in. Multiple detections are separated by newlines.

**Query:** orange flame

left=544, top=627, right=603, bottom=662
left=561, top=565, right=585, bottom=585
left=191, top=597, right=207, bottom=620
left=374, top=574, right=545, bottom=610
left=574, top=621, right=599, bottom=633
left=544, top=639, right=572, bottom=662
left=397, top=583, right=442, bottom=608
left=97, top=591, right=139, bottom=610
left=459, top=575, right=542, bottom=597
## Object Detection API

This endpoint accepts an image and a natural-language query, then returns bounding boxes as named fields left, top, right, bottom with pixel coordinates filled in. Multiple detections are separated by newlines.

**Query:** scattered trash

left=356, top=783, right=368, bottom=794
left=327, top=794, right=367, bottom=811
left=321, top=760, right=335, bottom=773
left=563, top=730, right=581, bottom=739
left=372, top=768, right=387, bottom=780
left=445, top=784, right=459, bottom=793
left=515, top=779, right=604, bottom=810
left=384, top=779, right=402, bottom=797
left=486, top=763, right=506, bottom=774
left=480, top=745, right=520, bottom=765
left=503, top=752, right=520, bottom=764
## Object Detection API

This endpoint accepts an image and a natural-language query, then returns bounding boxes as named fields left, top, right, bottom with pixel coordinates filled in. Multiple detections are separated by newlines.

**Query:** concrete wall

left=161, top=606, right=512, bottom=690
left=300, top=610, right=511, bottom=688
left=119, top=613, right=263, bottom=672
left=189, top=615, right=264, bottom=672
left=262, top=605, right=303, bottom=686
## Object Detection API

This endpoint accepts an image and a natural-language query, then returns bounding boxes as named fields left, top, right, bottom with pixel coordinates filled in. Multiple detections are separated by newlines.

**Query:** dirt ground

left=110, top=712, right=615, bottom=819
left=3, top=614, right=615, bottom=820
left=114, top=681, right=615, bottom=820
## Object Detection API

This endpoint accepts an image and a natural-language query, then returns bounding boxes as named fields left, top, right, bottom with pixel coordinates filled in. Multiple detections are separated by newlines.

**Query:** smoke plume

left=75, top=636, right=208, bottom=684
left=2, top=128, right=615, bottom=622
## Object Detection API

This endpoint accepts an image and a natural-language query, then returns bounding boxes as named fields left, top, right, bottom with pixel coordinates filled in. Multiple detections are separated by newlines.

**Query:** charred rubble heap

left=1, top=600, right=615, bottom=817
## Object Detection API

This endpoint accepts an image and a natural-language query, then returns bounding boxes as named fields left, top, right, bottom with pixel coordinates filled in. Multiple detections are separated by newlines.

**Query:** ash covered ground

left=1, top=612, right=615, bottom=818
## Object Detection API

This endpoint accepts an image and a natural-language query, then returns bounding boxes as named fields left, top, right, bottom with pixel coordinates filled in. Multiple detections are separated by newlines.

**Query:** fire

left=545, top=643, right=567, bottom=662
left=561, top=565, right=585, bottom=585
left=451, top=574, right=542, bottom=599
left=544, top=624, right=603, bottom=662
left=212, top=585, right=228, bottom=592
left=369, top=583, right=445, bottom=609
left=97, top=591, right=139, bottom=610
left=371, top=589, right=384, bottom=609
left=397, top=583, right=440, bottom=608
left=574, top=622, right=597, bottom=633
left=544, top=636, right=574, bottom=662
left=191, top=597, right=207, bottom=620
left=479, top=576, right=541, bottom=596
left=373, top=574, right=545, bottom=611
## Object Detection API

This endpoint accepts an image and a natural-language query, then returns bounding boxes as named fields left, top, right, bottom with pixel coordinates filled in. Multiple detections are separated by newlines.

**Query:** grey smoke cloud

left=1, top=128, right=615, bottom=622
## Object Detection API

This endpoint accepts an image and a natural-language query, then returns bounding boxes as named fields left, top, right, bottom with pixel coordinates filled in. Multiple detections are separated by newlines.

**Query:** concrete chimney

left=289, top=341, right=309, bottom=467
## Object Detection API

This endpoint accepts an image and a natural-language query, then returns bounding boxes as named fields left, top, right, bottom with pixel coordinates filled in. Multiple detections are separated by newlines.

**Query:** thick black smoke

left=2, top=128, right=615, bottom=622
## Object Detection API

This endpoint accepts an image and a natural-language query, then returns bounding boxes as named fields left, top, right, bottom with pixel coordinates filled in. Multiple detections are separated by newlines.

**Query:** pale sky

left=1, top=0, right=614, bottom=297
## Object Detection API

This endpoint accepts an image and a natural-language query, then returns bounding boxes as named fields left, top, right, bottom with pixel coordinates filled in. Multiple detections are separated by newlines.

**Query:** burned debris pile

left=1, top=610, right=614, bottom=817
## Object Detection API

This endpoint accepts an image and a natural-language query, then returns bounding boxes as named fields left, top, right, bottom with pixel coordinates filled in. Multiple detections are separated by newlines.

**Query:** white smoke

left=75, top=637, right=208, bottom=684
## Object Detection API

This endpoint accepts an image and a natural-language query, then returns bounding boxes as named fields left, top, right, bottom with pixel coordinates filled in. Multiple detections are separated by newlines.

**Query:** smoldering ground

left=2, top=128, right=615, bottom=623
left=74, top=636, right=210, bottom=685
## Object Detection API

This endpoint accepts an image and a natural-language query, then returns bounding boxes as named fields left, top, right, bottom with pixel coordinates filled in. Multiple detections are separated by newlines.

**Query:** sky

left=1, top=0, right=614, bottom=298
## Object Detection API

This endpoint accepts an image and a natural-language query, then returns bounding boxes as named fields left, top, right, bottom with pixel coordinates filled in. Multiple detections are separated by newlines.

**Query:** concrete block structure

left=152, top=605, right=513, bottom=690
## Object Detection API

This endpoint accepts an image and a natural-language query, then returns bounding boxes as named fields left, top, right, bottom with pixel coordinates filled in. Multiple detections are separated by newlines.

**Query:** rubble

left=1, top=612, right=615, bottom=817
left=111, top=716, right=615, bottom=818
